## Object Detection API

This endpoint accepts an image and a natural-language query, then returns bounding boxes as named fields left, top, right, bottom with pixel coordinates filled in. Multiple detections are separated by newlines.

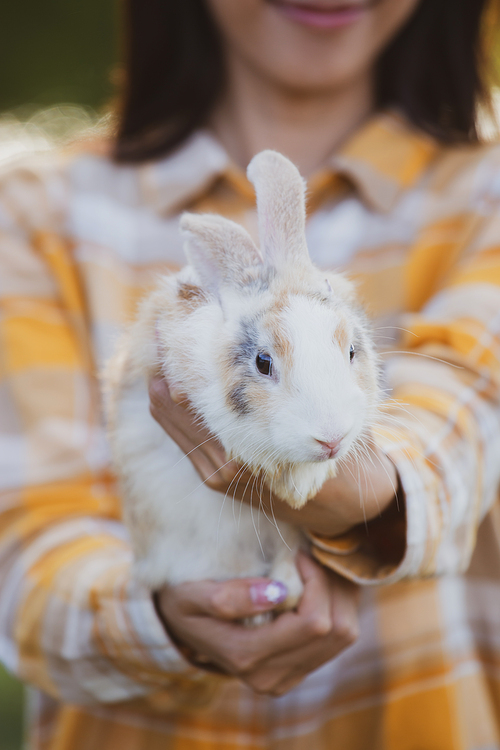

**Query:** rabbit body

left=104, top=283, right=305, bottom=600
left=103, top=151, right=380, bottom=608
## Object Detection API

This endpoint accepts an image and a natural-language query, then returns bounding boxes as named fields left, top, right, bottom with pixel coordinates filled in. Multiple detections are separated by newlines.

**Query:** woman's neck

left=210, top=52, right=374, bottom=177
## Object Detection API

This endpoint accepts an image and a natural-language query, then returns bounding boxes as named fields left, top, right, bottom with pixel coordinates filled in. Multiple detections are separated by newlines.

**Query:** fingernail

left=250, top=580, right=288, bottom=607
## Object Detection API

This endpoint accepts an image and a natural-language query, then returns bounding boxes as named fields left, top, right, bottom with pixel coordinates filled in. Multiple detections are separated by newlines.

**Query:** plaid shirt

left=1, top=113, right=500, bottom=750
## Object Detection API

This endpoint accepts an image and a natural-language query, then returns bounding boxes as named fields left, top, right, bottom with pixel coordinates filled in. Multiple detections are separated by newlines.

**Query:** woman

left=1, top=0, right=499, bottom=748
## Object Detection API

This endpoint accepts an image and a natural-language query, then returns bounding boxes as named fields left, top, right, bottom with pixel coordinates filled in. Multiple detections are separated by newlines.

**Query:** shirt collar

left=140, top=111, right=440, bottom=216
left=138, top=130, right=231, bottom=215
left=330, top=111, right=440, bottom=212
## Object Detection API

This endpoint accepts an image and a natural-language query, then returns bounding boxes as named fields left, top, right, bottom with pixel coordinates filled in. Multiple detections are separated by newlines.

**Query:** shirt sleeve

left=309, top=173, right=500, bottom=584
left=0, top=159, right=199, bottom=705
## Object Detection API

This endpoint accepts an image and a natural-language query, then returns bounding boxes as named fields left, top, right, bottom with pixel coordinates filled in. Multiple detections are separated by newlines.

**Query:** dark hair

left=114, top=0, right=495, bottom=163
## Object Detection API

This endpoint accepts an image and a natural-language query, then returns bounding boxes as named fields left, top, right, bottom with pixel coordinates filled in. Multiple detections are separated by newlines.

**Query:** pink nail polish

left=250, top=580, right=287, bottom=607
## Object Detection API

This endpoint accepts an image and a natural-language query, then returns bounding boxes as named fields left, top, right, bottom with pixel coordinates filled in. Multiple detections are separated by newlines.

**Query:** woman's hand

left=156, top=552, right=359, bottom=696
left=149, top=375, right=398, bottom=537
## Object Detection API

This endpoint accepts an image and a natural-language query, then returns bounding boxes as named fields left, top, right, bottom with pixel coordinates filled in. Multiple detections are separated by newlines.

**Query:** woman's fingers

left=232, top=554, right=358, bottom=666
left=238, top=557, right=359, bottom=694
left=149, top=376, right=198, bottom=438
left=156, top=577, right=291, bottom=673
left=156, top=557, right=360, bottom=691
left=169, top=553, right=350, bottom=667
left=295, top=552, right=359, bottom=648
left=161, top=577, right=288, bottom=621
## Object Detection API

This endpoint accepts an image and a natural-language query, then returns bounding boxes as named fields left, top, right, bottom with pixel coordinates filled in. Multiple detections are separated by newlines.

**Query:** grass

left=0, top=665, right=24, bottom=750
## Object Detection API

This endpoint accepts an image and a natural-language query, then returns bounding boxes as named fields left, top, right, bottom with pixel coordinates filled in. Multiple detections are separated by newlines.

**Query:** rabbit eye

left=256, top=352, right=273, bottom=376
left=349, top=344, right=355, bottom=362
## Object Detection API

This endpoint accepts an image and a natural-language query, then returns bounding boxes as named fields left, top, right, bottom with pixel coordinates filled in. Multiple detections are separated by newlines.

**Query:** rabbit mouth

left=314, top=438, right=341, bottom=460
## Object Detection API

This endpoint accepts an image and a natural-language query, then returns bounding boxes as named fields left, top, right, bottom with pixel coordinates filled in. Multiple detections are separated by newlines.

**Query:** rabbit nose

left=315, top=438, right=341, bottom=459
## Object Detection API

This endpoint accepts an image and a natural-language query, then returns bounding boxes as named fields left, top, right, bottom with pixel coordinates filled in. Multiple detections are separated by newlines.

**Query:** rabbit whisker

left=379, top=350, right=464, bottom=369
left=257, top=470, right=281, bottom=533
left=267, top=471, right=293, bottom=551
left=219, top=459, right=254, bottom=547
left=175, top=455, right=243, bottom=506
left=170, top=431, right=233, bottom=469
left=374, top=325, right=419, bottom=337
left=247, top=467, right=266, bottom=560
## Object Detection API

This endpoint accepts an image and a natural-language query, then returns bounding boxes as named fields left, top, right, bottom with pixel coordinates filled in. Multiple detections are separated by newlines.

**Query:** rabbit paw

left=269, top=556, right=304, bottom=610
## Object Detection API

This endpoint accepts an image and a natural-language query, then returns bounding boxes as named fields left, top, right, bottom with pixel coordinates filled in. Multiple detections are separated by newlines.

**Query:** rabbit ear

left=180, top=213, right=262, bottom=295
left=247, top=150, right=311, bottom=270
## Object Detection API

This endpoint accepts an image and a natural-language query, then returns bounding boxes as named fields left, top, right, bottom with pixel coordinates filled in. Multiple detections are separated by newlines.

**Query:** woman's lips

left=270, top=1, right=366, bottom=29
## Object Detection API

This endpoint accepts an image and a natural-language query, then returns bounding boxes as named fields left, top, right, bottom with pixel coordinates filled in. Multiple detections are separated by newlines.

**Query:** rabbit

left=102, top=150, right=380, bottom=617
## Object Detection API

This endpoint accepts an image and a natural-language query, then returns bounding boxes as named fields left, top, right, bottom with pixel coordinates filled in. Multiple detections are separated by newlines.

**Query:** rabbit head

left=158, top=151, right=380, bottom=508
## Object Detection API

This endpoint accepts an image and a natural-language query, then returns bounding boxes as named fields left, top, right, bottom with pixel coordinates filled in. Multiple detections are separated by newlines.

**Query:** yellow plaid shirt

left=1, top=113, right=500, bottom=750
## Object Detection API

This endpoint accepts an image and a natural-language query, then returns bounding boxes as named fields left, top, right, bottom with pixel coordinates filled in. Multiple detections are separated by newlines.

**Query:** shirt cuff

left=307, top=501, right=406, bottom=583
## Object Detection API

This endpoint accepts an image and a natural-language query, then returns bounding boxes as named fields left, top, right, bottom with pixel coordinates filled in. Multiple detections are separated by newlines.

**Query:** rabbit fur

left=103, top=150, right=380, bottom=610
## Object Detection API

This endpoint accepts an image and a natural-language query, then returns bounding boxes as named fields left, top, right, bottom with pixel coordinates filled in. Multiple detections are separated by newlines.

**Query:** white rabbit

left=103, top=150, right=380, bottom=613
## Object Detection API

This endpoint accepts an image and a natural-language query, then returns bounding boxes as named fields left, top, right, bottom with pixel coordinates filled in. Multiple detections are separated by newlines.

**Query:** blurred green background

left=0, top=4, right=115, bottom=748
left=0, top=1, right=116, bottom=113
left=0, top=671, right=24, bottom=750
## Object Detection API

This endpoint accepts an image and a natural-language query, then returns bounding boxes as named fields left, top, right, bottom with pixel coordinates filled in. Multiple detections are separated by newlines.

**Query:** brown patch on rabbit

left=177, top=282, right=207, bottom=309
left=353, top=344, right=377, bottom=390
left=258, top=292, right=294, bottom=365
left=333, top=316, right=349, bottom=352
left=271, top=326, right=293, bottom=365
